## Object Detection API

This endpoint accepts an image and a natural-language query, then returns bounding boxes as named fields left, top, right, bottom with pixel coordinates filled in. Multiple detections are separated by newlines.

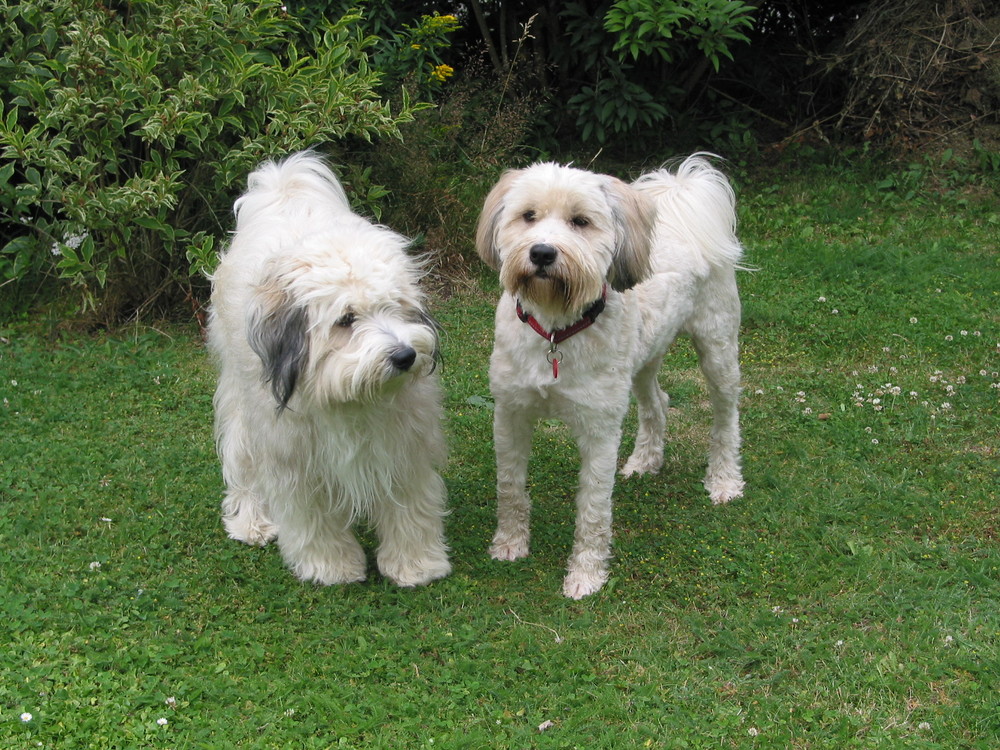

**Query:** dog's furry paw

left=489, top=535, right=530, bottom=561
left=379, top=551, right=452, bottom=588
left=223, top=515, right=277, bottom=547
left=705, top=474, right=744, bottom=505
left=620, top=453, right=663, bottom=477
left=562, top=568, right=608, bottom=599
left=292, top=557, right=368, bottom=586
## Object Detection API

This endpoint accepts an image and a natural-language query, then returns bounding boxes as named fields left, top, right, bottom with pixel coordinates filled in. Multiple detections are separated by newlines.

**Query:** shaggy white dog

left=207, top=151, right=451, bottom=588
left=475, top=154, right=745, bottom=599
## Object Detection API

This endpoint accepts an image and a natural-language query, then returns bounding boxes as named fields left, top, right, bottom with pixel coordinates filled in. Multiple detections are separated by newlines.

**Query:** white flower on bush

left=50, top=231, right=89, bottom=257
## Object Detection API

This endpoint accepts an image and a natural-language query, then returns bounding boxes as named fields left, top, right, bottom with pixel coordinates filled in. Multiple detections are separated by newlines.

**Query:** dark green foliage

left=0, top=0, right=425, bottom=321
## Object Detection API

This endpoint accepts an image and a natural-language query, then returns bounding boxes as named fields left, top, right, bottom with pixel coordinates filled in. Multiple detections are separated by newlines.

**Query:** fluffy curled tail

left=632, top=153, right=747, bottom=271
left=234, top=150, right=351, bottom=228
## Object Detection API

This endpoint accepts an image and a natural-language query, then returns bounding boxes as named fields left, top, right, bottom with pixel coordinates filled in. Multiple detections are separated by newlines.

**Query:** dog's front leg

left=275, top=499, right=367, bottom=586
left=375, top=470, right=452, bottom=587
left=563, top=428, right=621, bottom=599
left=489, top=401, right=534, bottom=561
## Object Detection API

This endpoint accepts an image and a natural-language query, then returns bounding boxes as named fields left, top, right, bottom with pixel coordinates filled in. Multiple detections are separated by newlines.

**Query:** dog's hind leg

left=375, top=470, right=452, bottom=587
left=489, top=402, right=534, bottom=561
left=690, top=323, right=744, bottom=504
left=215, top=393, right=277, bottom=546
left=621, top=359, right=670, bottom=477
left=221, top=488, right=277, bottom=546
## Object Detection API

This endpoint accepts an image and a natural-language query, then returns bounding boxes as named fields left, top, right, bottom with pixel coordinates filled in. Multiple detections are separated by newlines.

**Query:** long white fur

left=476, top=153, right=745, bottom=599
left=207, top=151, right=451, bottom=588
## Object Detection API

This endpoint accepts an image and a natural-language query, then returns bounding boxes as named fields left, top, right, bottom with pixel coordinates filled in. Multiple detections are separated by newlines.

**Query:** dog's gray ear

left=247, top=280, right=309, bottom=413
left=475, top=169, right=521, bottom=271
left=603, top=177, right=655, bottom=291
left=417, top=308, right=444, bottom=371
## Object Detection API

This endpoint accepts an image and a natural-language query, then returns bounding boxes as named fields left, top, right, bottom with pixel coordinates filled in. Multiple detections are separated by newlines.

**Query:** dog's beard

left=515, top=273, right=571, bottom=312
left=502, top=255, right=605, bottom=317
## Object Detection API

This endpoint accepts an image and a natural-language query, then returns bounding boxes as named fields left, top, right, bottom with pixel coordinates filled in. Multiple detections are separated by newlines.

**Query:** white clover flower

left=817, top=296, right=826, bottom=303
left=748, top=727, right=760, bottom=737
left=960, top=330, right=968, bottom=336
left=21, top=713, right=33, bottom=722
left=909, top=317, right=918, bottom=324
left=165, top=696, right=177, bottom=708
left=918, top=722, right=931, bottom=731
left=157, top=717, right=168, bottom=726
left=89, top=561, right=101, bottom=571
left=64, top=232, right=87, bottom=249
left=945, top=335, right=953, bottom=341
left=872, top=439, right=879, bottom=444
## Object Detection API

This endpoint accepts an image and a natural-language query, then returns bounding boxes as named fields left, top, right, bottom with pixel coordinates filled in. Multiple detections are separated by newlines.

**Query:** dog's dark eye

left=335, top=312, right=356, bottom=328
left=571, top=215, right=590, bottom=228
left=522, top=210, right=537, bottom=223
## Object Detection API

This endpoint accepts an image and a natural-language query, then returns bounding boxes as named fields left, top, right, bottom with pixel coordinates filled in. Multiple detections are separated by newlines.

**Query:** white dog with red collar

left=475, top=154, right=745, bottom=599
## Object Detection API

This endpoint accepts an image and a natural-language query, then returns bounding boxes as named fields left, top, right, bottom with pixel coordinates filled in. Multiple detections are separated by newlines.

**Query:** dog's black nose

left=390, top=346, right=417, bottom=372
left=529, top=243, right=558, bottom=267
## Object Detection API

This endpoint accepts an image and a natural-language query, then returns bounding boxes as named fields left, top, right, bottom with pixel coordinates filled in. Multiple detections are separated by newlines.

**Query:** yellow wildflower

left=430, top=64, right=454, bottom=83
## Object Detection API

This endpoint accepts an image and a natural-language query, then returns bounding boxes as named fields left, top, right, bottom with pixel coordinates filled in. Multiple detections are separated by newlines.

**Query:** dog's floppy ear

left=603, top=177, right=655, bottom=291
left=475, top=169, right=521, bottom=270
left=246, top=277, right=309, bottom=413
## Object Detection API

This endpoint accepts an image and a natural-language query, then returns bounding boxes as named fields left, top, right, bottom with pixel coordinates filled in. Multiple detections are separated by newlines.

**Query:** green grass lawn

left=1, top=160, right=997, bottom=748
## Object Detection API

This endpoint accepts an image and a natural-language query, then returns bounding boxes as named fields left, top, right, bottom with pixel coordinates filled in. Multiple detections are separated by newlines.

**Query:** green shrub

left=561, top=0, right=756, bottom=144
left=0, top=0, right=425, bottom=321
